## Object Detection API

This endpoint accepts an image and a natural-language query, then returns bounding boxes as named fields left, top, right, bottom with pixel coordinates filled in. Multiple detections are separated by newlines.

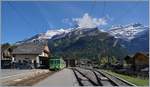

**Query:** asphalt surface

left=34, top=68, right=79, bottom=86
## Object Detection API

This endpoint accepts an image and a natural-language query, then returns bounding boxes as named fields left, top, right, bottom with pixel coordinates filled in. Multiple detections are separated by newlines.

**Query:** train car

left=49, top=56, right=66, bottom=70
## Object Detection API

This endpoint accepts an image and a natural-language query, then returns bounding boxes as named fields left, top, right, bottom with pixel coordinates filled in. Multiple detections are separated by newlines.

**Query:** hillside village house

left=12, top=43, right=51, bottom=69
left=133, top=52, right=149, bottom=71
left=124, top=52, right=149, bottom=72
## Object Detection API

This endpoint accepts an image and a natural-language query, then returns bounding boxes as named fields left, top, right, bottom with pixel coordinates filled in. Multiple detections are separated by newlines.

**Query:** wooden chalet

left=124, top=52, right=149, bottom=72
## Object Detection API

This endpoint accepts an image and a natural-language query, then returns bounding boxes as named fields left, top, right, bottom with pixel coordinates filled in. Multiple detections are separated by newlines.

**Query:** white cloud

left=72, top=13, right=108, bottom=28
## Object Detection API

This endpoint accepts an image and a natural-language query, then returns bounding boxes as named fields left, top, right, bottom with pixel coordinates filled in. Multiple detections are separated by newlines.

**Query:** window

left=18, top=60, right=21, bottom=63
left=56, top=60, right=60, bottom=64
left=50, top=60, right=53, bottom=65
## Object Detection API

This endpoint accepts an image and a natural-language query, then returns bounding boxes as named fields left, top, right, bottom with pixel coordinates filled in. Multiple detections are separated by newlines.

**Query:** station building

left=1, top=46, right=13, bottom=69
left=64, top=58, right=77, bottom=67
left=12, top=43, right=51, bottom=69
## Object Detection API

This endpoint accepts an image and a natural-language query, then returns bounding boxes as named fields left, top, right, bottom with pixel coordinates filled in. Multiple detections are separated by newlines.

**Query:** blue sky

left=1, top=1, right=149, bottom=43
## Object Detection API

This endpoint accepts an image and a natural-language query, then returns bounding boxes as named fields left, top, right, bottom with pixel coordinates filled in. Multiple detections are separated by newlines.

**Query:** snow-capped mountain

left=16, top=23, right=149, bottom=44
left=16, top=27, right=100, bottom=44
left=16, top=28, right=71, bottom=44
left=15, top=23, right=149, bottom=54
left=108, top=23, right=149, bottom=41
left=45, top=29, right=71, bottom=39
left=107, top=23, right=149, bottom=53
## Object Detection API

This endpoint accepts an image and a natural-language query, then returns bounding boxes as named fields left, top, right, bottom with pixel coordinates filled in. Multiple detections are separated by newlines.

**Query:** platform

left=34, top=68, right=79, bottom=86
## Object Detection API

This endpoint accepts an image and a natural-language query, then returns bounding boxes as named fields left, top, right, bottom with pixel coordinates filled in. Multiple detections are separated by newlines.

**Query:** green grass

left=104, top=70, right=149, bottom=86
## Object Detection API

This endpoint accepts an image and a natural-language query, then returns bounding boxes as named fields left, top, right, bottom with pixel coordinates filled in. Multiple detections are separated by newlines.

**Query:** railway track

left=72, top=67, right=135, bottom=86
left=72, top=68, right=98, bottom=86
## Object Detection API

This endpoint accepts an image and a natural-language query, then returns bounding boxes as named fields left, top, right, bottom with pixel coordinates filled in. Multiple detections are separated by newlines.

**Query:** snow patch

left=108, top=23, right=148, bottom=41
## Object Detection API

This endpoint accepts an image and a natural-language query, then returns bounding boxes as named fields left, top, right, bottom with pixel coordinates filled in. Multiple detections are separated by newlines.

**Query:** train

left=49, top=56, right=66, bottom=70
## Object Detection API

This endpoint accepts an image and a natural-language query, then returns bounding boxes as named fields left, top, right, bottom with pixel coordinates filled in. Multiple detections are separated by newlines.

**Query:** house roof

left=1, top=44, right=14, bottom=58
left=133, top=52, right=149, bottom=58
left=127, top=52, right=149, bottom=58
left=12, top=43, right=47, bottom=55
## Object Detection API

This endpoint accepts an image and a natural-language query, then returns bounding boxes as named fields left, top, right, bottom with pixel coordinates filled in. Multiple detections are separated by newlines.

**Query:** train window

left=50, top=60, right=53, bottom=65
left=56, top=60, right=58, bottom=64
left=54, top=60, right=56, bottom=64
left=56, top=60, right=60, bottom=64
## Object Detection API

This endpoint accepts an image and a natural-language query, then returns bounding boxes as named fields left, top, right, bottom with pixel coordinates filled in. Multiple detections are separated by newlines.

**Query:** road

left=34, top=68, right=79, bottom=86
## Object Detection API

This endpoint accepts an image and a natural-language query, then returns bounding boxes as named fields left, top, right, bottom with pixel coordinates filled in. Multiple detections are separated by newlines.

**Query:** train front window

left=56, top=60, right=60, bottom=64
left=50, top=60, right=53, bottom=65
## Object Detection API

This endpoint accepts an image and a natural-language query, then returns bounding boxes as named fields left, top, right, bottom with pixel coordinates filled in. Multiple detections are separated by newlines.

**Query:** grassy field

left=104, top=70, right=149, bottom=86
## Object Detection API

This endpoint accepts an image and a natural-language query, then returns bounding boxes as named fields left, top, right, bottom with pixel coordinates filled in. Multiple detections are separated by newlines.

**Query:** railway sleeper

left=93, top=70, right=115, bottom=86
left=74, top=68, right=99, bottom=86
left=72, top=68, right=84, bottom=86
left=101, top=70, right=136, bottom=86
left=92, top=71, right=103, bottom=86
left=96, top=70, right=123, bottom=86
left=72, top=68, right=95, bottom=86
left=81, top=80, right=94, bottom=86
left=94, top=71, right=114, bottom=86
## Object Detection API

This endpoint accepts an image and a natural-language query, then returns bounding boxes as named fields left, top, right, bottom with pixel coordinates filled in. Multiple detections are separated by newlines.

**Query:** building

left=64, top=58, right=77, bottom=67
left=1, top=46, right=13, bottom=69
left=133, top=52, right=149, bottom=71
left=124, top=55, right=134, bottom=68
left=124, top=52, right=149, bottom=71
left=12, top=43, right=51, bottom=69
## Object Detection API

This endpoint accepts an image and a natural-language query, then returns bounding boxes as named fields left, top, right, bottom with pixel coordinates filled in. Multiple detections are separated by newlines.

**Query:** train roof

left=50, top=56, right=63, bottom=59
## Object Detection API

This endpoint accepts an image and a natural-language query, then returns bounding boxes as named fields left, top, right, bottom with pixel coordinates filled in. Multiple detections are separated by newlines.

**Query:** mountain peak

left=16, top=23, right=148, bottom=45
left=45, top=28, right=71, bottom=39
left=108, top=23, right=148, bottom=41
left=16, top=28, right=72, bottom=44
left=131, top=23, right=142, bottom=27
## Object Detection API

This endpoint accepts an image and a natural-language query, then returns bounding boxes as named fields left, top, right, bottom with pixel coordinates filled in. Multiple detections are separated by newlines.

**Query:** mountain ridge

left=15, top=23, right=149, bottom=55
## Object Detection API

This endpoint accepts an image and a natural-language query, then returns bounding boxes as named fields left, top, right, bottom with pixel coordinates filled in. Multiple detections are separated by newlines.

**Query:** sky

left=1, top=1, right=149, bottom=43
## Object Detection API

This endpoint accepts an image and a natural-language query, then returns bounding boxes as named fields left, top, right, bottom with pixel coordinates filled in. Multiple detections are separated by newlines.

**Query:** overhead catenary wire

left=109, top=1, right=140, bottom=26
left=110, top=1, right=140, bottom=48
left=90, top=0, right=106, bottom=17
left=87, top=1, right=142, bottom=57
left=89, top=0, right=107, bottom=30
left=7, top=2, right=38, bottom=33
left=90, top=0, right=96, bottom=15
left=102, top=1, right=106, bottom=17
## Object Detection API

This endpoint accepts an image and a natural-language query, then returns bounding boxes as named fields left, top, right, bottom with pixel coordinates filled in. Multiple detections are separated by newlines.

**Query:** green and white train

left=49, top=56, right=66, bottom=70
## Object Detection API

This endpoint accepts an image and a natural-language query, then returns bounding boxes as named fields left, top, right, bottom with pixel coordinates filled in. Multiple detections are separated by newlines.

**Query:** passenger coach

left=49, top=56, right=66, bottom=70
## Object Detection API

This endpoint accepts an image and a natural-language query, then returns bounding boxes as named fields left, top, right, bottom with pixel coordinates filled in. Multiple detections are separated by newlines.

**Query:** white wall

left=14, top=54, right=38, bottom=63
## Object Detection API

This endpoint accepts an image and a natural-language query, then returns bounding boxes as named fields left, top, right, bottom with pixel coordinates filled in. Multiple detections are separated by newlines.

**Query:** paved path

left=0, top=69, right=32, bottom=78
left=34, top=68, right=79, bottom=86
left=0, top=69, right=49, bottom=86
